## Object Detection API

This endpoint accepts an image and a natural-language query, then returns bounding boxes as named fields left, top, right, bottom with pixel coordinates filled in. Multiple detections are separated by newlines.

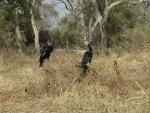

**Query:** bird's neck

left=88, top=45, right=92, bottom=52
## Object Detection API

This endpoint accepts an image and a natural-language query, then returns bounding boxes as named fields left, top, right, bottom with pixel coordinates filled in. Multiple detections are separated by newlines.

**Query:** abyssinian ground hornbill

left=39, top=40, right=54, bottom=68
left=80, top=42, right=93, bottom=74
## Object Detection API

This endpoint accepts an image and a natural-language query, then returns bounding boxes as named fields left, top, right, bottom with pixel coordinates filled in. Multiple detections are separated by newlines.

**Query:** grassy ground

left=0, top=49, right=150, bottom=113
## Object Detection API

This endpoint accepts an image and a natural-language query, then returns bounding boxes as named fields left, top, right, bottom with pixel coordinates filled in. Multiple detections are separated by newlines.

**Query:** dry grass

left=0, top=49, right=150, bottom=113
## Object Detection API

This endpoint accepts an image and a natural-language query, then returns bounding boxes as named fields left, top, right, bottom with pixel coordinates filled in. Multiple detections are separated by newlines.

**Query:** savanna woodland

left=0, top=0, right=150, bottom=113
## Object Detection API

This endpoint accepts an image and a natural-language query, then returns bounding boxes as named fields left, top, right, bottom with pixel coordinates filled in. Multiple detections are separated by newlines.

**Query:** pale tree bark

left=88, top=17, right=93, bottom=41
left=80, top=13, right=88, bottom=42
left=30, top=0, right=40, bottom=50
left=91, top=0, right=146, bottom=51
left=15, top=8, right=22, bottom=50
left=58, top=0, right=146, bottom=48
left=15, top=26, right=21, bottom=41
left=79, top=0, right=89, bottom=43
left=58, top=0, right=90, bottom=43
left=80, top=0, right=98, bottom=43
left=93, top=0, right=124, bottom=50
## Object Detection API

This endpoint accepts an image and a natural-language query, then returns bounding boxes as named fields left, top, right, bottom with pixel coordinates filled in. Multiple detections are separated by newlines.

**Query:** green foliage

left=0, top=0, right=31, bottom=48
left=13, top=36, right=27, bottom=48
left=51, top=15, right=83, bottom=48
left=107, top=5, right=136, bottom=35
left=0, top=0, right=47, bottom=49
left=50, top=29, right=62, bottom=48
left=0, top=0, right=150, bottom=52
left=0, top=2, right=15, bottom=48
left=109, top=19, right=150, bottom=54
left=23, top=45, right=37, bottom=55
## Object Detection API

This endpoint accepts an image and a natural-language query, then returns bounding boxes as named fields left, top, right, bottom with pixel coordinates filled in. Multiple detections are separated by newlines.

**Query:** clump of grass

left=0, top=49, right=150, bottom=113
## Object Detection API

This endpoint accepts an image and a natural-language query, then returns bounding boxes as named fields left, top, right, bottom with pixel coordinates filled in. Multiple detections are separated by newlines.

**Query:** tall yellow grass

left=0, top=49, right=150, bottom=113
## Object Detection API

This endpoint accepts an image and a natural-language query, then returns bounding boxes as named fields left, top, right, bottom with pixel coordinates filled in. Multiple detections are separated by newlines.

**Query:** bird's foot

left=39, top=65, right=44, bottom=69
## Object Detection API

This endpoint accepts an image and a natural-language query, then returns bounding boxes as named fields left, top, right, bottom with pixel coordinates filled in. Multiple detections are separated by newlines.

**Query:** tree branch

left=57, top=0, right=74, bottom=12
left=66, top=0, right=73, bottom=10
left=128, top=0, right=147, bottom=4
left=32, top=0, right=36, bottom=6
left=92, top=15, right=102, bottom=32
left=108, top=0, right=124, bottom=11
left=90, top=0, right=103, bottom=32
left=105, top=0, right=108, bottom=7
left=108, top=0, right=147, bottom=11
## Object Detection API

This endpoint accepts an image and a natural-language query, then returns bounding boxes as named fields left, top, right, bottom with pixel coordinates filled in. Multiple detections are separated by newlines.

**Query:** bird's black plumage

left=80, top=43, right=93, bottom=74
left=39, top=44, right=54, bottom=68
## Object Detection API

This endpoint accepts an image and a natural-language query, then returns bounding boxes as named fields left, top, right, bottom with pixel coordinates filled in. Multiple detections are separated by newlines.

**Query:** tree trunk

left=88, top=17, right=93, bottom=41
left=15, top=25, right=22, bottom=41
left=30, top=3, right=40, bottom=50
left=15, top=8, right=22, bottom=50
left=99, top=22, right=106, bottom=50
left=80, top=13, right=88, bottom=42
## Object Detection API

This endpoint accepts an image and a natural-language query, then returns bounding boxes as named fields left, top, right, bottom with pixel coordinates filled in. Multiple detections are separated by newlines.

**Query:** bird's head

left=47, top=40, right=52, bottom=46
left=84, top=41, right=93, bottom=46
left=88, top=41, right=94, bottom=47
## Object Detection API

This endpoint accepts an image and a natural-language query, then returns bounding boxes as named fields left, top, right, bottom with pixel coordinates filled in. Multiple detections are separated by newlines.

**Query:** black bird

left=39, top=40, right=54, bottom=68
left=80, top=43, right=93, bottom=74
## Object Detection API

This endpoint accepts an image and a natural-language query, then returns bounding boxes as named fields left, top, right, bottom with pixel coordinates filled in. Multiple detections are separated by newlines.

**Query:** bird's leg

left=80, top=65, right=89, bottom=77
left=39, top=56, right=44, bottom=67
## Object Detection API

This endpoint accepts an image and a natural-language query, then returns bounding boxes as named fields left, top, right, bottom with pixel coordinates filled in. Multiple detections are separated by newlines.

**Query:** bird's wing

left=40, top=46, right=46, bottom=54
left=81, top=52, right=90, bottom=64
left=89, top=53, right=93, bottom=63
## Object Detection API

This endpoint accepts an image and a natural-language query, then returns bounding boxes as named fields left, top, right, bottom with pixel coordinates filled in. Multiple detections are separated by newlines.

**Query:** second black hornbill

left=80, top=43, right=93, bottom=74
left=39, top=40, right=54, bottom=68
